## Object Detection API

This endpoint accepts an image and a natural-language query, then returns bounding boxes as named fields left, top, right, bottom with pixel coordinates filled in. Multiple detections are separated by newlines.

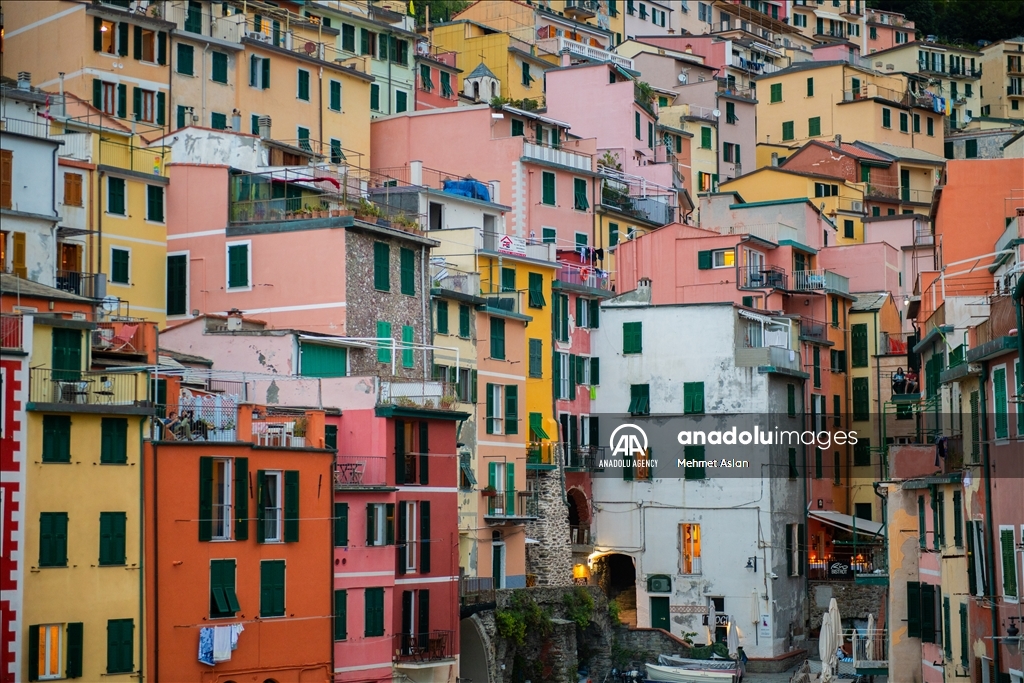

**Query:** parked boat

left=645, top=663, right=737, bottom=683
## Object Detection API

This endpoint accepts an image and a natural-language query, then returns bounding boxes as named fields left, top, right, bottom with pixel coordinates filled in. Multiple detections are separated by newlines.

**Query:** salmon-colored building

left=144, top=402, right=335, bottom=683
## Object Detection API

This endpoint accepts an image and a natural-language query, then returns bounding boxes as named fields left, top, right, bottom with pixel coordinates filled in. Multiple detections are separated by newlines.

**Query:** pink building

left=864, top=8, right=915, bottom=54
left=811, top=39, right=865, bottom=64
left=780, top=140, right=904, bottom=216
left=415, top=53, right=460, bottom=111
left=636, top=34, right=788, bottom=94
left=371, top=105, right=598, bottom=248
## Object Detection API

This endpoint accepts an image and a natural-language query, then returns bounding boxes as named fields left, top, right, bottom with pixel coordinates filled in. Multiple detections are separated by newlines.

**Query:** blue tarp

left=442, top=179, right=491, bottom=203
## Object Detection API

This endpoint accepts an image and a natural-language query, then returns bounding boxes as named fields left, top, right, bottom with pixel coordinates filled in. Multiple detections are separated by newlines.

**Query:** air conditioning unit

left=647, top=575, right=672, bottom=593
left=850, top=200, right=864, bottom=212
left=247, top=31, right=271, bottom=43
left=54, top=381, right=88, bottom=404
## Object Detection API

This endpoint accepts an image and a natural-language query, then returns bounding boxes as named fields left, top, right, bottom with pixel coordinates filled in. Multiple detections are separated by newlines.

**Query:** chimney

left=16, top=72, right=31, bottom=90
left=231, top=109, right=242, bottom=132
left=561, top=49, right=572, bottom=67
left=489, top=180, right=500, bottom=204
left=638, top=277, right=652, bottom=290
left=258, top=115, right=272, bottom=140
left=771, top=153, right=779, bottom=167
left=226, top=308, right=244, bottom=331
left=833, top=134, right=842, bottom=147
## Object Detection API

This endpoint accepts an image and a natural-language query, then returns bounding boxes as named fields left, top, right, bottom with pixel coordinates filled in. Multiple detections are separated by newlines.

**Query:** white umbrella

left=818, top=612, right=836, bottom=683
left=727, top=621, right=740, bottom=657
left=751, top=589, right=759, bottom=626
left=828, top=598, right=843, bottom=660
left=865, top=613, right=875, bottom=661
left=707, top=600, right=717, bottom=645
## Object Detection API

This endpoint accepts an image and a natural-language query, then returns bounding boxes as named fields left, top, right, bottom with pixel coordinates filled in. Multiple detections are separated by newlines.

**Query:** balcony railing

left=163, top=2, right=245, bottom=43
left=527, top=441, right=556, bottom=467
left=792, top=269, right=850, bottom=295
left=92, top=321, right=146, bottom=355
left=736, top=345, right=802, bottom=373
left=394, top=630, right=454, bottom=663
left=565, top=445, right=603, bottom=470
left=730, top=54, right=783, bottom=74
left=335, top=455, right=388, bottom=487
left=600, top=186, right=674, bottom=226
left=55, top=270, right=104, bottom=299
left=155, top=402, right=238, bottom=441
left=570, top=525, right=592, bottom=546
left=430, top=266, right=480, bottom=296
left=555, top=263, right=610, bottom=291
left=522, top=140, right=594, bottom=172
left=535, top=36, right=634, bottom=70
left=879, top=331, right=912, bottom=356
left=480, top=290, right=524, bottom=316
left=851, top=629, right=888, bottom=669
left=485, top=489, right=539, bottom=519
left=799, top=318, right=828, bottom=343
left=30, top=368, right=144, bottom=408
left=739, top=264, right=788, bottom=290
left=251, top=416, right=308, bottom=448
left=378, top=380, right=454, bottom=410
left=98, top=138, right=168, bottom=175
left=1, top=314, right=23, bottom=350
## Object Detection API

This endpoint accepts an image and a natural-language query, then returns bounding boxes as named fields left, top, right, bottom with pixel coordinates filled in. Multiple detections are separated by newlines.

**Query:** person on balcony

left=905, top=369, right=919, bottom=394
left=892, top=368, right=906, bottom=395
left=161, top=411, right=190, bottom=440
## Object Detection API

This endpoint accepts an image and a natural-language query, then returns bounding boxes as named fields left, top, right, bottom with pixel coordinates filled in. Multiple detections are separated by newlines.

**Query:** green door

left=650, top=597, right=670, bottom=630
left=901, top=169, right=911, bottom=202
left=52, top=328, right=82, bottom=380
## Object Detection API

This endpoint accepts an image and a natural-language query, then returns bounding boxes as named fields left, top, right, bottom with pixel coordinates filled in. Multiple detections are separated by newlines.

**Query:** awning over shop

left=809, top=511, right=884, bottom=537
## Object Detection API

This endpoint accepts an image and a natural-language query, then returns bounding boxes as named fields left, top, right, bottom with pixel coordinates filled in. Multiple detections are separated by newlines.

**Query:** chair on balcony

left=110, top=324, right=139, bottom=353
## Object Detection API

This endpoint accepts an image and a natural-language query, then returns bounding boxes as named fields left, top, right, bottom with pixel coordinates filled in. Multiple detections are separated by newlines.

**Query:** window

left=807, top=77, right=814, bottom=97
left=62, top=172, right=83, bottom=208
left=211, top=112, right=227, bottom=130
left=334, top=502, right=349, bottom=547
left=106, top=619, right=134, bottom=674
left=401, top=326, right=414, bottom=368
left=39, top=512, right=69, bottom=567
left=782, top=121, right=794, bottom=141
left=226, top=242, right=249, bottom=289
left=249, top=55, right=270, bottom=89
left=501, top=267, right=516, bottom=293
left=485, top=383, right=504, bottom=434
left=882, top=108, right=891, bottom=128
left=770, top=83, right=782, bottom=103
left=330, top=138, right=344, bottom=165
left=788, top=448, right=799, bottom=479
left=374, top=242, right=390, bottom=291
left=297, top=69, right=310, bottom=101
left=146, top=184, right=164, bottom=222
left=528, top=272, right=545, bottom=308
left=441, top=71, right=453, bottom=98
left=573, top=178, right=589, bottom=211
left=628, top=384, right=650, bottom=416
left=913, top=113, right=921, bottom=133
left=852, top=377, right=870, bottom=421
left=635, top=111, right=642, bottom=140
left=994, top=366, right=1008, bottom=440
left=210, top=51, right=228, bottom=84
left=1001, top=527, right=1018, bottom=598
left=522, top=62, right=533, bottom=87
left=927, top=117, right=934, bottom=136
left=42, top=415, right=72, bottom=463
left=260, top=560, right=286, bottom=617
left=258, top=471, right=283, bottom=542
left=529, top=338, right=543, bottom=378
left=329, top=80, right=342, bottom=111
left=725, top=101, right=736, bottom=124
left=623, top=321, right=642, bottom=354
left=787, top=384, right=797, bottom=417
left=490, top=317, right=505, bottom=360
left=341, top=23, right=356, bottom=52
left=814, top=183, right=838, bottom=198
left=700, top=126, right=712, bottom=149
left=366, top=503, right=395, bottom=546
left=364, top=587, right=385, bottom=637
left=683, top=382, right=704, bottom=414
left=100, top=418, right=128, bottom=464
left=111, top=247, right=130, bottom=285
left=95, top=18, right=122, bottom=55
left=107, top=177, right=126, bottom=215
left=400, top=248, right=415, bottom=295
left=369, top=83, right=379, bottom=110
left=680, top=524, right=701, bottom=574
left=541, top=172, right=556, bottom=206
left=543, top=227, right=557, bottom=244
left=511, top=119, right=524, bottom=137
left=30, top=623, right=75, bottom=680
left=965, top=139, right=978, bottom=158
left=436, top=301, right=450, bottom=335
left=458, top=304, right=471, bottom=338
left=420, top=63, right=434, bottom=92
left=723, top=142, right=735, bottom=162
left=334, top=590, right=348, bottom=641
left=844, top=220, right=854, bottom=239
left=209, top=559, right=240, bottom=619
left=899, top=111, right=909, bottom=133
left=808, top=116, right=821, bottom=137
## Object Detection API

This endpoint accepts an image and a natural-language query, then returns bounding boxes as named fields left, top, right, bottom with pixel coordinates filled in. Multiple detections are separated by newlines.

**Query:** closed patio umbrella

left=865, top=613, right=875, bottom=661
left=828, top=598, right=843, bottom=659
left=727, top=621, right=740, bottom=657
left=707, top=600, right=717, bottom=645
left=818, top=612, right=836, bottom=683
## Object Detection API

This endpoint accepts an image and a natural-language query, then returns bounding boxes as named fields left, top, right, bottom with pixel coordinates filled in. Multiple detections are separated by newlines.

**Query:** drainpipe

left=152, top=436, right=159, bottom=682
left=978, top=366, right=1001, bottom=676
left=201, top=44, right=210, bottom=124
left=98, top=169, right=105, bottom=283
left=318, top=66, right=324, bottom=154
left=137, top=415, right=145, bottom=683
left=421, top=244, right=429, bottom=375
left=874, top=309, right=882, bottom=479
left=1013, top=274, right=1024, bottom=401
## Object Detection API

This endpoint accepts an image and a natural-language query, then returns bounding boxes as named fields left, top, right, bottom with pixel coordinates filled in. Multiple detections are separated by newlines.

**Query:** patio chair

left=110, top=324, right=139, bottom=353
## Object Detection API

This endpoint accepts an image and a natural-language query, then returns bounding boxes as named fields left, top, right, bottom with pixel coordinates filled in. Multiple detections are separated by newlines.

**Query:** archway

left=460, top=614, right=492, bottom=683
left=567, top=487, right=591, bottom=544
left=593, top=553, right=637, bottom=627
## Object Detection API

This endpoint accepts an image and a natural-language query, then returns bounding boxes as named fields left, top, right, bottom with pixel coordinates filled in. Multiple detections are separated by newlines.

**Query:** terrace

left=334, top=454, right=389, bottom=488
left=598, top=168, right=677, bottom=226
left=28, top=367, right=150, bottom=414
left=792, top=269, right=850, bottom=295
left=554, top=262, right=611, bottom=293
left=483, top=489, right=540, bottom=521
left=1, top=314, right=23, bottom=351
left=393, top=630, right=455, bottom=664
left=535, top=36, right=634, bottom=71
left=154, top=402, right=327, bottom=449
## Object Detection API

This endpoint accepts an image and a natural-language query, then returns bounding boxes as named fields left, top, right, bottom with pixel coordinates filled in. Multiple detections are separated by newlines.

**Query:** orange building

left=144, top=401, right=335, bottom=683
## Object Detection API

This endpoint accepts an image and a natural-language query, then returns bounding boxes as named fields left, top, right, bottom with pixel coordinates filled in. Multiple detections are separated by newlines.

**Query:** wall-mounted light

left=903, top=295, right=910, bottom=307
left=745, top=557, right=758, bottom=572
left=817, top=498, right=824, bottom=508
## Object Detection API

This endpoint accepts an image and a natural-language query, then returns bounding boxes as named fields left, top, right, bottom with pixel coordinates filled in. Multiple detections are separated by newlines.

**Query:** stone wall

left=524, top=467, right=573, bottom=587
left=808, top=581, right=887, bottom=629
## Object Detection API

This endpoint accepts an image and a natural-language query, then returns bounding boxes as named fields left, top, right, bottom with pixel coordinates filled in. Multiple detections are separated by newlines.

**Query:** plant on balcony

left=598, top=151, right=622, bottom=171
left=481, top=485, right=498, bottom=498
left=393, top=214, right=420, bottom=231
left=293, top=417, right=307, bottom=437
left=356, top=198, right=382, bottom=222
left=440, top=392, right=458, bottom=409
left=489, top=96, right=540, bottom=111
left=395, top=396, right=417, bottom=408
left=634, top=80, right=655, bottom=110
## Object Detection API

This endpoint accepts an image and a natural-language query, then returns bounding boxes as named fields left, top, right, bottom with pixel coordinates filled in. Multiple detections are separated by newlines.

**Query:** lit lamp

left=572, top=564, right=589, bottom=580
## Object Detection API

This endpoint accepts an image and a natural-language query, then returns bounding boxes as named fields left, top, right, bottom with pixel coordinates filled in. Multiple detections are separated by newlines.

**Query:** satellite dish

left=304, top=41, right=317, bottom=54
left=963, top=114, right=972, bottom=124
left=712, top=109, right=721, bottom=118
left=678, top=72, right=688, bottom=84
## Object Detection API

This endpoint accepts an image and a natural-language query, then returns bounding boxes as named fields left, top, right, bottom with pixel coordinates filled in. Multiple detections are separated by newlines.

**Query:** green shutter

left=815, top=448, right=822, bottom=479
left=93, top=78, right=104, bottom=109
left=334, top=589, right=348, bottom=640
left=106, top=619, right=133, bottom=674
left=99, top=512, right=126, bottom=565
left=591, top=357, right=600, bottom=385
left=395, top=90, right=408, bottom=112
left=420, top=501, right=431, bottom=573
left=684, top=445, right=706, bottom=479
left=813, top=346, right=821, bottom=387
left=697, top=250, right=713, bottom=270
left=262, top=56, right=271, bottom=89
left=921, top=582, right=936, bottom=643
left=574, top=178, right=589, bottom=210
left=402, top=325, right=414, bottom=368
left=42, top=415, right=72, bottom=463
left=94, top=16, right=104, bottom=51
left=156, top=91, right=166, bottom=125
left=283, top=470, right=299, bottom=542
left=459, top=304, right=471, bottom=338
left=370, top=83, right=380, bottom=110
left=789, top=448, right=798, bottom=478
left=683, top=382, right=704, bottom=414
left=198, top=456, right=213, bottom=541
left=700, top=126, right=712, bottom=149
left=623, top=321, right=642, bottom=354
left=364, top=587, right=384, bottom=636
left=158, top=31, right=167, bottom=65
left=506, top=464, right=515, bottom=514
left=211, top=112, right=227, bottom=130
left=959, top=603, right=969, bottom=666
left=952, top=490, right=963, bottom=547
left=147, top=185, right=164, bottom=222
left=542, top=172, right=555, bottom=205
left=400, top=248, right=415, bottom=295
left=418, top=422, right=429, bottom=486
left=552, top=351, right=561, bottom=400
left=300, top=343, right=348, bottom=378
left=227, top=243, right=248, bottom=288
left=1002, top=528, right=1018, bottom=598
left=107, top=177, right=126, bottom=215
left=211, top=559, right=239, bottom=617
left=529, top=338, right=543, bottom=378
left=376, top=321, right=392, bottom=363
left=212, top=51, right=228, bottom=83
left=782, top=121, right=794, bottom=141
left=330, top=80, right=342, bottom=110
left=117, top=21, right=129, bottom=56
left=589, top=299, right=600, bottom=328
left=851, top=324, right=868, bottom=367
left=132, top=86, right=143, bottom=121
left=943, top=597, right=952, bottom=658
left=66, top=622, right=84, bottom=678
left=334, top=502, right=349, bottom=547
left=787, top=384, right=796, bottom=416
left=260, top=560, right=286, bottom=617
left=770, top=82, right=782, bottom=102
left=907, top=581, right=922, bottom=638
left=504, top=385, right=518, bottom=435
left=883, top=108, right=891, bottom=128
left=808, top=116, right=821, bottom=137
left=117, top=83, right=127, bottom=118
left=528, top=272, right=545, bottom=308
left=436, top=301, right=449, bottom=334
left=806, top=77, right=814, bottom=97
left=374, top=242, right=390, bottom=290
left=298, top=69, right=310, bottom=100
left=490, top=317, right=505, bottom=360
left=854, top=439, right=871, bottom=466
left=485, top=384, right=495, bottom=434
left=993, top=368, right=1008, bottom=439
left=232, top=457, right=248, bottom=540
left=39, top=512, right=69, bottom=567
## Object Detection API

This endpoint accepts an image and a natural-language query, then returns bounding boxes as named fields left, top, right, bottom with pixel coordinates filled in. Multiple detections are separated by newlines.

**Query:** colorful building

left=415, top=53, right=461, bottom=110
left=864, top=8, right=915, bottom=54
left=980, top=36, right=1024, bottom=120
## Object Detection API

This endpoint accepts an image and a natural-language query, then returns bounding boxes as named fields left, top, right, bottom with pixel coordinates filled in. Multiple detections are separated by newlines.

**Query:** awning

left=529, top=413, right=550, bottom=440
left=525, top=538, right=541, bottom=545
left=298, top=334, right=373, bottom=349
left=809, top=511, right=884, bottom=537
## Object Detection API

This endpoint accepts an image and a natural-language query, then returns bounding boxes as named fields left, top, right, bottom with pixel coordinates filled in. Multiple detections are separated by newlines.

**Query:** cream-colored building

left=980, top=36, right=1024, bottom=120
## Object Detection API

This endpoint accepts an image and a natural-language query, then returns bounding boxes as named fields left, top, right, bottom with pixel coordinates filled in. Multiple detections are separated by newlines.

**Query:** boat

left=645, top=663, right=737, bottom=683
left=656, top=654, right=744, bottom=680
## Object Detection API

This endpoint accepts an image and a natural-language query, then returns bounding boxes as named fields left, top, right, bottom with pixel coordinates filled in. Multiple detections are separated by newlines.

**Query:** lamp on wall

left=745, top=557, right=758, bottom=572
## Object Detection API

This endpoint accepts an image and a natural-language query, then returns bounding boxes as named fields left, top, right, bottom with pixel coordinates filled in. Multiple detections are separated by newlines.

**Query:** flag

left=409, top=1, right=415, bottom=16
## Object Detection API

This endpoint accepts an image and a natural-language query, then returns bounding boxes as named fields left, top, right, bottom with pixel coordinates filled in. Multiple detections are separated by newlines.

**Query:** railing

left=535, top=37, right=634, bottom=70
left=335, top=455, right=388, bottom=487
left=851, top=628, right=888, bottom=668
left=394, top=630, right=454, bottom=663
left=843, top=83, right=910, bottom=105
left=736, top=345, right=802, bottom=373
left=155, top=402, right=239, bottom=441
left=480, top=290, right=524, bottom=316
left=565, top=445, right=602, bottom=470
left=948, top=344, right=966, bottom=368
left=522, top=140, right=593, bottom=172
left=30, top=368, right=143, bottom=408
left=163, top=2, right=245, bottom=43
left=792, top=269, right=850, bottom=295
left=460, top=575, right=495, bottom=605
left=98, top=138, right=168, bottom=175
left=555, top=263, right=611, bottom=291
left=600, top=187, right=674, bottom=226
left=0, top=117, right=92, bottom=160
left=808, top=558, right=876, bottom=580
left=880, top=331, right=913, bottom=355
left=799, top=318, right=828, bottom=343
left=251, top=416, right=308, bottom=448
left=723, top=222, right=799, bottom=245
left=485, top=489, right=539, bottom=518
left=729, top=54, right=783, bottom=74
left=1, top=314, right=23, bottom=350
left=93, top=321, right=146, bottom=355
left=564, top=0, right=600, bottom=15
left=570, top=525, right=592, bottom=545
left=430, top=267, right=480, bottom=296
left=378, top=380, right=454, bottom=410
left=739, top=264, right=788, bottom=290
left=527, top=441, right=556, bottom=466
left=55, top=270, right=104, bottom=299
left=681, top=104, right=718, bottom=121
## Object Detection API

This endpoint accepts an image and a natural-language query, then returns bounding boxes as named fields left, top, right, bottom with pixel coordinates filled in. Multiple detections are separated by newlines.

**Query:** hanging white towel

left=212, top=626, right=232, bottom=662
left=230, top=623, right=245, bottom=651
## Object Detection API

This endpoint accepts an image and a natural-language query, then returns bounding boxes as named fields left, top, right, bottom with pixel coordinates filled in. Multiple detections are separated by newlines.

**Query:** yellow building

left=980, top=36, right=1024, bottom=120
left=22, top=311, right=154, bottom=682
left=755, top=62, right=945, bottom=160
left=661, top=103, right=719, bottom=197
left=720, top=167, right=867, bottom=244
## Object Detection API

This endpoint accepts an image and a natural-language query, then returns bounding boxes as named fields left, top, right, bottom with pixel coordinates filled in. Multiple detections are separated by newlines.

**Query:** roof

left=724, top=165, right=858, bottom=183
left=0, top=274, right=95, bottom=303
left=867, top=41, right=981, bottom=60
left=466, top=62, right=497, bottom=80
left=755, top=60, right=869, bottom=80
left=1003, top=129, right=1024, bottom=149
left=781, top=140, right=892, bottom=167
left=850, top=292, right=890, bottom=312
left=809, top=510, right=884, bottom=536
left=852, top=141, right=946, bottom=164
left=158, top=347, right=214, bottom=367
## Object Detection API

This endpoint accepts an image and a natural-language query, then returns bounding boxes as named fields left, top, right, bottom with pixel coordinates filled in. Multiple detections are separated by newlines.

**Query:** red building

left=415, top=53, right=461, bottom=111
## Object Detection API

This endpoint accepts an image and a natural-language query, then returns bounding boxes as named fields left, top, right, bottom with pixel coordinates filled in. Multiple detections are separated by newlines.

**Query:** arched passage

left=593, top=553, right=637, bottom=627
left=567, top=486, right=591, bottom=544
left=460, top=615, right=492, bottom=683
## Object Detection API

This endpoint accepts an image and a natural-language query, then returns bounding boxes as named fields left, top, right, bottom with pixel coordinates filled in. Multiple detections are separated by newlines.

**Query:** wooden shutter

left=589, top=299, right=600, bottom=328
left=94, top=16, right=104, bottom=50
left=418, top=589, right=430, bottom=645
left=506, top=463, right=515, bottom=514
left=921, top=583, right=936, bottom=643
left=366, top=503, right=376, bottom=546
left=966, top=521, right=977, bottom=595
left=959, top=603, right=969, bottom=667
left=255, top=470, right=267, bottom=544
left=93, top=78, right=104, bottom=110
left=907, top=581, right=921, bottom=637
left=1001, top=528, right=1018, bottom=597
left=133, top=25, right=143, bottom=59
left=943, top=597, right=952, bottom=658
left=419, top=422, right=429, bottom=485
left=994, top=368, right=1008, bottom=438
left=234, top=457, right=248, bottom=540
left=334, top=590, right=347, bottom=640
left=260, top=560, right=285, bottom=617
left=505, top=385, right=518, bottom=434
left=66, top=622, right=84, bottom=678
left=798, top=523, right=806, bottom=575
left=420, top=501, right=431, bottom=573
left=436, top=301, right=449, bottom=334
left=334, top=503, right=349, bottom=547
left=101, top=418, right=127, bottom=464
left=552, top=350, right=561, bottom=400
left=28, top=625, right=40, bottom=681
left=117, top=22, right=129, bottom=56
left=157, top=31, right=167, bottom=64
left=0, top=150, right=12, bottom=209
left=397, top=503, right=407, bottom=575
left=117, top=83, right=127, bottom=118
left=952, top=490, right=963, bottom=547
left=542, top=172, right=555, bottom=205
left=485, top=384, right=495, bottom=434
left=918, top=495, right=927, bottom=548
left=529, top=338, right=542, bottom=378
left=395, top=419, right=406, bottom=482
left=385, top=503, right=395, bottom=545
left=198, top=456, right=213, bottom=541
left=697, top=250, right=713, bottom=270
left=283, top=471, right=299, bottom=542
left=261, top=56, right=271, bottom=89
left=786, top=525, right=794, bottom=576
left=568, top=355, right=577, bottom=400
left=374, top=242, right=390, bottom=290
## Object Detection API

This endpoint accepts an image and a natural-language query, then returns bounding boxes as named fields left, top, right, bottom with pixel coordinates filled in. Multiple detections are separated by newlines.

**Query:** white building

left=589, top=293, right=810, bottom=659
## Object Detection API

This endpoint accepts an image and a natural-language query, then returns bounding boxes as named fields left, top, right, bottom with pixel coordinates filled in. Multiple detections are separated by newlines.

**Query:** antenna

left=712, top=109, right=721, bottom=118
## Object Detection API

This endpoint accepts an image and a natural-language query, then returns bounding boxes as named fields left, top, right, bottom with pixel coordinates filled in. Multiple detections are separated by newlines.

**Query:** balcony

left=730, top=54, right=783, bottom=75
left=480, top=290, right=525, bottom=316
left=334, top=455, right=389, bottom=488
left=29, top=368, right=148, bottom=412
left=378, top=379, right=458, bottom=412
left=430, top=265, right=480, bottom=297
left=565, top=445, right=603, bottom=470
left=251, top=415, right=311, bottom=448
left=879, top=331, right=913, bottom=356
left=554, top=263, right=611, bottom=292
left=163, top=2, right=244, bottom=43
left=535, top=36, right=634, bottom=71
left=155, top=401, right=239, bottom=441
left=394, top=630, right=454, bottom=664
left=0, top=116, right=93, bottom=161
left=792, top=269, right=850, bottom=295
left=681, top=104, right=719, bottom=121
left=600, top=183, right=675, bottom=226
left=739, top=264, right=788, bottom=290
left=716, top=78, right=755, bottom=100
left=1, top=314, right=23, bottom=351
left=799, top=318, right=828, bottom=344
left=484, top=489, right=539, bottom=520
left=55, top=270, right=104, bottom=299
left=460, top=575, right=496, bottom=608
left=851, top=628, right=888, bottom=675
left=735, top=345, right=803, bottom=375
left=98, top=139, right=169, bottom=176
left=564, top=0, right=598, bottom=19
left=92, top=321, right=147, bottom=357
left=527, top=441, right=556, bottom=468
left=522, top=140, right=593, bottom=172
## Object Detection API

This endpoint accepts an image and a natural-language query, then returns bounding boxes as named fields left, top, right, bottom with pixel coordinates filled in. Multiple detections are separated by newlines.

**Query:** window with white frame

left=404, top=501, right=417, bottom=571
left=35, top=624, right=62, bottom=679
left=789, top=524, right=800, bottom=576
left=489, top=384, right=504, bottom=435
left=580, top=415, right=591, bottom=447
left=578, top=355, right=591, bottom=385
left=261, top=471, right=282, bottom=542
left=226, top=241, right=251, bottom=290
left=680, top=523, right=702, bottom=574
left=713, top=248, right=735, bottom=268
left=212, top=458, right=233, bottom=540
left=368, top=503, right=388, bottom=546
left=577, top=297, right=589, bottom=328
left=558, top=353, right=570, bottom=399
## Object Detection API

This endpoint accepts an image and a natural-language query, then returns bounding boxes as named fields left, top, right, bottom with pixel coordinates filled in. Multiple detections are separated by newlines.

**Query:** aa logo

left=609, top=423, right=648, bottom=459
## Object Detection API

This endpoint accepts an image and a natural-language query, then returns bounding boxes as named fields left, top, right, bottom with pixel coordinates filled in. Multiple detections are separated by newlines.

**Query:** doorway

left=650, top=596, right=670, bottom=631
left=491, top=531, right=505, bottom=589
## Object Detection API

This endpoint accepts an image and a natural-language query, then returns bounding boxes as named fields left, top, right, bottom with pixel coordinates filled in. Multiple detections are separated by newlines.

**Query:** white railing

left=522, top=141, right=593, bottom=172
left=163, top=2, right=244, bottom=43
left=736, top=345, right=802, bottom=372
left=851, top=628, right=888, bottom=668
left=681, top=104, right=718, bottom=121
left=724, top=222, right=799, bottom=245
left=730, top=54, right=783, bottom=74
left=793, top=269, right=850, bottom=295
left=1, top=117, right=94, bottom=161
left=536, top=37, right=634, bottom=70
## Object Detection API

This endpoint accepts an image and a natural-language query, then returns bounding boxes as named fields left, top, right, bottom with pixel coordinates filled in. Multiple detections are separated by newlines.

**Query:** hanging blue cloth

left=198, top=627, right=215, bottom=666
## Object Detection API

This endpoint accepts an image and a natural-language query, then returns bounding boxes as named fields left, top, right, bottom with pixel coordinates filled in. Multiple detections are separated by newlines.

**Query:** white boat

left=645, top=663, right=737, bottom=683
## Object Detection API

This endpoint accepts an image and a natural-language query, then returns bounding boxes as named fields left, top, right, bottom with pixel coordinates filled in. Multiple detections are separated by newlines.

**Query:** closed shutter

left=958, top=603, right=969, bottom=667
left=683, top=445, right=705, bottom=479
left=506, top=464, right=516, bottom=514
left=786, top=525, right=794, bottom=576
left=101, top=417, right=128, bottom=465
left=591, top=357, right=600, bottom=385
left=529, top=339, right=542, bottom=378
left=261, top=56, right=271, bottom=89
left=798, top=523, right=806, bottom=575
left=94, top=16, right=104, bottom=51
left=370, top=83, right=380, bottom=110
left=283, top=470, right=299, bottom=542
left=552, top=351, right=561, bottom=401
left=107, top=177, right=126, bottom=216
left=420, top=501, right=431, bottom=573
left=787, top=384, right=796, bottom=416
left=697, top=250, right=713, bottom=270
left=397, top=503, right=407, bottom=575
left=334, top=502, right=349, bottom=547
left=683, top=382, right=704, bottom=414
left=490, top=318, right=505, bottom=360
left=623, top=322, right=642, bottom=353
left=93, top=78, right=104, bottom=110
left=198, top=456, right=213, bottom=541
left=364, top=587, right=384, bottom=636
left=402, top=325, right=414, bottom=368
left=227, top=243, right=248, bottom=288
left=782, top=121, right=794, bottom=141
left=117, top=83, right=127, bottom=118
left=376, top=321, right=392, bottom=363
left=212, top=52, right=228, bottom=83
left=436, top=301, right=449, bottom=334
left=918, top=495, right=927, bottom=548
left=966, top=520, right=977, bottom=595
left=419, top=422, right=429, bottom=485
left=42, top=415, right=72, bottom=463
left=542, top=172, right=555, bottom=205
left=99, top=512, right=126, bottom=565
left=400, top=247, right=415, bottom=295
left=808, top=116, right=821, bottom=137
left=907, top=581, right=921, bottom=638
left=568, top=355, right=577, bottom=400
left=366, top=503, right=376, bottom=546
left=943, top=597, right=952, bottom=659
left=158, top=31, right=167, bottom=65
left=993, top=368, right=1008, bottom=439
left=298, top=69, right=310, bottom=100
left=952, top=490, right=963, bottom=547
left=334, top=590, right=348, bottom=640
left=147, top=184, right=164, bottom=222
left=459, top=304, right=470, bottom=338
left=505, top=385, right=518, bottom=434
left=701, top=126, right=712, bottom=149
left=374, top=242, right=390, bottom=290
left=921, top=583, right=936, bottom=643
left=852, top=378, right=870, bottom=420
left=589, top=299, right=600, bottom=328
left=260, top=560, right=285, bottom=617
left=39, top=512, right=68, bottom=567
left=167, top=254, right=188, bottom=315
left=117, top=22, right=129, bottom=56
left=1001, top=528, right=1018, bottom=598
left=106, top=619, right=133, bottom=673
left=66, top=622, right=84, bottom=678
left=813, top=346, right=821, bottom=387
left=234, top=457, right=248, bottom=540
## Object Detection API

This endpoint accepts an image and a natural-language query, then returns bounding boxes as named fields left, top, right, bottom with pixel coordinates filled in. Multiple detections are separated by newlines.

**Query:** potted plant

left=481, top=485, right=498, bottom=498
left=293, top=417, right=308, bottom=437
left=356, top=198, right=379, bottom=222
left=440, top=393, right=457, bottom=409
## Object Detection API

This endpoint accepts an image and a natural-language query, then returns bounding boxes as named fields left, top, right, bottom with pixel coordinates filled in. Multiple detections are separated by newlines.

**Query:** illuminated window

left=681, top=523, right=702, bottom=574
